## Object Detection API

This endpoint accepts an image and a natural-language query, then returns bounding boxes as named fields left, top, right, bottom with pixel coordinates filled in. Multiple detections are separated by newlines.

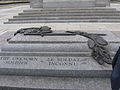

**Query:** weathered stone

left=30, top=0, right=111, bottom=8
left=0, top=30, right=115, bottom=89
left=8, top=31, right=120, bottom=43
left=0, top=55, right=112, bottom=77
left=5, top=7, right=120, bottom=24
left=30, top=0, right=43, bottom=8
left=1, top=31, right=119, bottom=54
left=95, top=0, right=110, bottom=7
left=44, top=0, right=96, bottom=8
left=0, top=76, right=111, bottom=90
left=5, top=19, right=120, bottom=24
left=0, top=30, right=116, bottom=77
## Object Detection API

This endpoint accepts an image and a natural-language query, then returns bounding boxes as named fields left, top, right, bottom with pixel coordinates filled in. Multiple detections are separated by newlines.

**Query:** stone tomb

left=0, top=27, right=120, bottom=78
left=30, top=0, right=111, bottom=8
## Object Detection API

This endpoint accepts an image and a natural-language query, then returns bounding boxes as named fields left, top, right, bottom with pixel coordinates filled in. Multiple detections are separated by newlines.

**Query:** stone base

left=0, top=30, right=118, bottom=77
left=30, top=0, right=110, bottom=8
left=0, top=31, right=114, bottom=90
left=44, top=0, right=95, bottom=8
left=0, top=53, right=112, bottom=77
left=0, top=76, right=111, bottom=90
left=30, top=0, right=43, bottom=8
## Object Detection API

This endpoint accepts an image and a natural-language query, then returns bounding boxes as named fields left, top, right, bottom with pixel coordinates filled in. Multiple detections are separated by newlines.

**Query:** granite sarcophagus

left=0, top=26, right=119, bottom=77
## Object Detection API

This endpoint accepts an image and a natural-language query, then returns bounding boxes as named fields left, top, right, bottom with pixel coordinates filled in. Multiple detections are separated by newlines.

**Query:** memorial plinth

left=30, top=0, right=43, bottom=8
left=0, top=27, right=119, bottom=78
left=30, top=0, right=111, bottom=8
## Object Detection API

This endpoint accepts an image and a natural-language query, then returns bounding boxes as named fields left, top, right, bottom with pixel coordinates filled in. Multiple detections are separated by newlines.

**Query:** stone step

left=5, top=19, right=120, bottom=24
left=6, top=7, right=120, bottom=24
left=9, top=16, right=120, bottom=21
left=13, top=16, right=120, bottom=20
left=23, top=7, right=116, bottom=12
left=0, top=52, right=112, bottom=77
left=0, top=76, right=111, bottom=90
left=19, top=11, right=120, bottom=15
left=23, top=9, right=116, bottom=12
left=15, top=13, right=120, bottom=17
left=23, top=8, right=117, bottom=12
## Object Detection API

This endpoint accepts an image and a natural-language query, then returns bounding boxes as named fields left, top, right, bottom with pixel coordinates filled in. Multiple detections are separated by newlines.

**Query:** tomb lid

left=8, top=30, right=120, bottom=44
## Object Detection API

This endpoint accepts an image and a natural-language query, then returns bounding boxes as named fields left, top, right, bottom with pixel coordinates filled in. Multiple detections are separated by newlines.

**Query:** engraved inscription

left=47, top=57, right=81, bottom=66
left=0, top=56, right=38, bottom=65
left=4, top=61, right=28, bottom=65
left=0, top=57, right=10, bottom=60
left=0, top=56, right=86, bottom=67
left=11, top=57, right=38, bottom=61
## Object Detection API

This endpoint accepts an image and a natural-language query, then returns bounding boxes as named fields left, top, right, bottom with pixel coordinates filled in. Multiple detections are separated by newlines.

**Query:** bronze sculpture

left=66, top=31, right=112, bottom=65
left=14, top=26, right=52, bottom=36
left=12, top=26, right=112, bottom=65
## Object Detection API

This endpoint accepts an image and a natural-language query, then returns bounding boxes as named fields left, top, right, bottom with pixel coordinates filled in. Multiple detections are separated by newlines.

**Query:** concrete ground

left=0, top=3, right=120, bottom=34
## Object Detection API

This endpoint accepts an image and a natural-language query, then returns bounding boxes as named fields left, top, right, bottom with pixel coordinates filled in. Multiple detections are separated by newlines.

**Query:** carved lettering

left=4, top=61, right=28, bottom=65
left=47, top=57, right=79, bottom=66
left=12, top=57, right=38, bottom=61
left=0, top=56, right=38, bottom=65
left=0, top=56, right=82, bottom=67
left=57, top=57, right=80, bottom=62
left=49, top=62, right=76, bottom=66
left=0, top=57, right=10, bottom=60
